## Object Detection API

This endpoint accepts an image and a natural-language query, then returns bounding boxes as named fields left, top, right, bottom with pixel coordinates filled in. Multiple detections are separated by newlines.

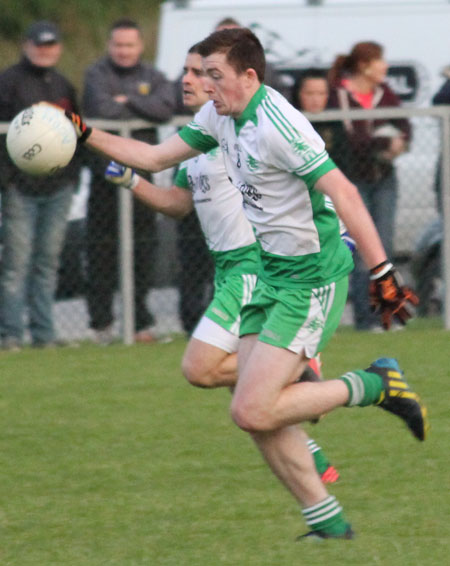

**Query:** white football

left=6, top=103, right=77, bottom=176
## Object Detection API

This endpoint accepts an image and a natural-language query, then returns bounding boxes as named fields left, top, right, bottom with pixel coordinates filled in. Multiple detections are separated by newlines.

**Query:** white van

left=157, top=0, right=450, bottom=104
left=156, top=0, right=450, bottom=256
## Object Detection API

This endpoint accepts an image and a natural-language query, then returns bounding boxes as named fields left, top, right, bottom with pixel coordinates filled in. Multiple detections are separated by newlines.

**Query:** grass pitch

left=0, top=319, right=448, bottom=565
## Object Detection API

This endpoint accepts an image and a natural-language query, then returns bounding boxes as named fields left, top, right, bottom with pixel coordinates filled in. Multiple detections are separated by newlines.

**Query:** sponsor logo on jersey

left=237, top=181, right=263, bottom=210
left=234, top=143, right=242, bottom=168
left=188, top=173, right=211, bottom=194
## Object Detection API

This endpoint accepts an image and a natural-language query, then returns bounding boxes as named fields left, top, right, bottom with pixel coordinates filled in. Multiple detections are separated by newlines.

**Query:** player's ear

left=245, top=68, right=259, bottom=85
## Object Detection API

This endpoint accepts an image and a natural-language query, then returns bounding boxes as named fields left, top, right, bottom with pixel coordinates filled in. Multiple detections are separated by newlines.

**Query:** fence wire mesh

left=0, top=106, right=448, bottom=344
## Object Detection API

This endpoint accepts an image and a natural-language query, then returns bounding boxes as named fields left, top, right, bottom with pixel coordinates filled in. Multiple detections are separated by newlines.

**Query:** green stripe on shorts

left=240, top=276, right=348, bottom=356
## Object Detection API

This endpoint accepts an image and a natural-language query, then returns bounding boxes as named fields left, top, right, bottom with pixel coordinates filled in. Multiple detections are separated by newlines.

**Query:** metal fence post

left=117, top=123, right=135, bottom=345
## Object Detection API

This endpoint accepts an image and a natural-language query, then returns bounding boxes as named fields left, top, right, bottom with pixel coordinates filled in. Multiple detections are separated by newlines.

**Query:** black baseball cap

left=25, top=21, right=61, bottom=45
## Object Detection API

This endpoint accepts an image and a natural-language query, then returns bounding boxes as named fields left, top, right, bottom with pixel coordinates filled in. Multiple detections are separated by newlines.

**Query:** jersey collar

left=234, top=84, right=267, bottom=135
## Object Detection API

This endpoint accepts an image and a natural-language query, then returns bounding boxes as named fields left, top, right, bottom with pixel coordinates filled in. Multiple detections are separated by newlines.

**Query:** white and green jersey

left=174, top=147, right=260, bottom=279
left=178, top=84, right=353, bottom=289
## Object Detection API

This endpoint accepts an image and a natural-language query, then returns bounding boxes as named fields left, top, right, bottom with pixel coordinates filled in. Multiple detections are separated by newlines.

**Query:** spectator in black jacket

left=82, top=18, right=176, bottom=344
left=0, top=20, right=80, bottom=350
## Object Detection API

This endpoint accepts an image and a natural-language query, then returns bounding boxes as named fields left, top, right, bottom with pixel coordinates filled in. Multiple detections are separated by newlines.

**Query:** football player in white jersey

left=67, top=28, right=426, bottom=540
left=105, top=44, right=338, bottom=483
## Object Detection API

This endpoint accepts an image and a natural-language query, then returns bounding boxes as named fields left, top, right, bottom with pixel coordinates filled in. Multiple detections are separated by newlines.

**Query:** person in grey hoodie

left=82, top=18, right=176, bottom=344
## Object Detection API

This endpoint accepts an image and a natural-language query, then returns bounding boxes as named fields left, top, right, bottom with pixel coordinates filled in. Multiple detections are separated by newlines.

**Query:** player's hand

left=105, top=161, right=139, bottom=190
left=64, top=110, right=92, bottom=143
left=369, top=260, right=419, bottom=330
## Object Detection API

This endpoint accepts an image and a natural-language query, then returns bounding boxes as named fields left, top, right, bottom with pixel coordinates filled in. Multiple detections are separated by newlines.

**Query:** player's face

left=202, top=52, right=249, bottom=117
left=182, top=53, right=209, bottom=110
left=108, top=28, right=143, bottom=68
left=362, top=57, right=388, bottom=85
left=298, top=78, right=329, bottom=114
left=23, top=40, right=62, bottom=68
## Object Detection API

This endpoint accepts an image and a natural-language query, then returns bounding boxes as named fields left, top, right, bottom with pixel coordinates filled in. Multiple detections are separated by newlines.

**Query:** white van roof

left=169, top=1, right=448, bottom=6
left=157, top=0, right=450, bottom=104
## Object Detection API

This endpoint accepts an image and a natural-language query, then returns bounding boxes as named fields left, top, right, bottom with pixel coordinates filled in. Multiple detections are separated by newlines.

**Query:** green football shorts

left=202, top=272, right=258, bottom=335
left=239, top=276, right=349, bottom=356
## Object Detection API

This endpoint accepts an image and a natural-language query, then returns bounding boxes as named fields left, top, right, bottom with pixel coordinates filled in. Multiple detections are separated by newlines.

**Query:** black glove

left=64, top=110, right=92, bottom=143
left=369, top=260, right=419, bottom=330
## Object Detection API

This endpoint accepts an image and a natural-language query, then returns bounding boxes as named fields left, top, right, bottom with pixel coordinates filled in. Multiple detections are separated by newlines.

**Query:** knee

left=230, top=397, right=273, bottom=432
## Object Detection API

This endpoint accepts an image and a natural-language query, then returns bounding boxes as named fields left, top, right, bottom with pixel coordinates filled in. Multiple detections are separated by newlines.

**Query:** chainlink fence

left=0, top=107, right=449, bottom=344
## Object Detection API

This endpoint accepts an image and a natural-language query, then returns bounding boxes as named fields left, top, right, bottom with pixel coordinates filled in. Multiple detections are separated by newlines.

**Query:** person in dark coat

left=0, top=20, right=80, bottom=349
left=82, top=18, right=176, bottom=343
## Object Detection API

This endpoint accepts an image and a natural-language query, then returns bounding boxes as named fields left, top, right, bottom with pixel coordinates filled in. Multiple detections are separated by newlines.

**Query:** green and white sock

left=302, top=495, right=350, bottom=536
left=340, top=370, right=383, bottom=407
left=307, top=438, right=330, bottom=476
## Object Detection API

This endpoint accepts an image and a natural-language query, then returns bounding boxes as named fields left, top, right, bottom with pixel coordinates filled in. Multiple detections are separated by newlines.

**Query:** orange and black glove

left=64, top=110, right=92, bottom=143
left=369, top=260, right=419, bottom=330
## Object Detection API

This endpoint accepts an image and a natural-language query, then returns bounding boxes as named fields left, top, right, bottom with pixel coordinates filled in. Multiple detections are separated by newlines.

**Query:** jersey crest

left=246, top=153, right=259, bottom=171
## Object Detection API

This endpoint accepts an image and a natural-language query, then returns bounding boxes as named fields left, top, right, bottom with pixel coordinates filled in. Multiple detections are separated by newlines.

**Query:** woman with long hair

left=328, top=42, right=411, bottom=331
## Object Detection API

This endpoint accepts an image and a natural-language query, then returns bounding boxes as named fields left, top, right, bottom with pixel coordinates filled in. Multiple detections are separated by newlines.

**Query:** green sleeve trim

left=174, top=166, right=189, bottom=190
left=178, top=125, right=218, bottom=153
left=296, top=158, right=337, bottom=190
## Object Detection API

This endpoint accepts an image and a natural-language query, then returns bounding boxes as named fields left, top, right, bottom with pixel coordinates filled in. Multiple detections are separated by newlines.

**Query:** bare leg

left=182, top=337, right=237, bottom=388
left=251, top=426, right=328, bottom=507
left=232, top=336, right=349, bottom=431
left=236, top=334, right=333, bottom=508
left=184, top=334, right=338, bottom=509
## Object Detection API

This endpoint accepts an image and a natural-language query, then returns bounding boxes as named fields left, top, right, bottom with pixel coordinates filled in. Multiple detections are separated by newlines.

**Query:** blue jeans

left=351, top=172, right=397, bottom=330
left=0, top=185, right=73, bottom=344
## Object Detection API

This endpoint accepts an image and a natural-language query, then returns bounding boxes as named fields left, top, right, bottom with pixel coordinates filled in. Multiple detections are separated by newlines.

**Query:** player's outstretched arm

left=315, top=168, right=418, bottom=329
left=315, top=168, right=386, bottom=267
left=105, top=161, right=193, bottom=218
left=65, top=111, right=200, bottom=172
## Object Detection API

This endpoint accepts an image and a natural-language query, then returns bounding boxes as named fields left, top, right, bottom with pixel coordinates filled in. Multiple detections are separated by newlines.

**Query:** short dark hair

left=292, top=68, right=329, bottom=110
left=215, top=17, right=241, bottom=30
left=293, top=67, right=328, bottom=93
left=187, top=42, right=202, bottom=55
left=110, top=18, right=140, bottom=34
left=197, top=28, right=265, bottom=82
left=297, top=67, right=328, bottom=86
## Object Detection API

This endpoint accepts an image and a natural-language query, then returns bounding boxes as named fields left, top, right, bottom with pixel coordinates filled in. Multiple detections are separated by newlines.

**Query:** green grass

left=0, top=319, right=448, bottom=565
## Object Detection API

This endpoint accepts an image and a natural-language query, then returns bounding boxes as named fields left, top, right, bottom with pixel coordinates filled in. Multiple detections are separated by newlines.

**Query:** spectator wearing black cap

left=0, top=20, right=80, bottom=350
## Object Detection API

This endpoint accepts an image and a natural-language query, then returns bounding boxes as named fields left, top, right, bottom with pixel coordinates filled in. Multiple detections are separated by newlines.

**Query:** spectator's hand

left=379, top=136, right=407, bottom=161
left=105, top=161, right=139, bottom=190
left=369, top=260, right=419, bottom=330
left=113, top=95, right=128, bottom=104
left=64, top=110, right=92, bottom=143
left=389, top=135, right=407, bottom=157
